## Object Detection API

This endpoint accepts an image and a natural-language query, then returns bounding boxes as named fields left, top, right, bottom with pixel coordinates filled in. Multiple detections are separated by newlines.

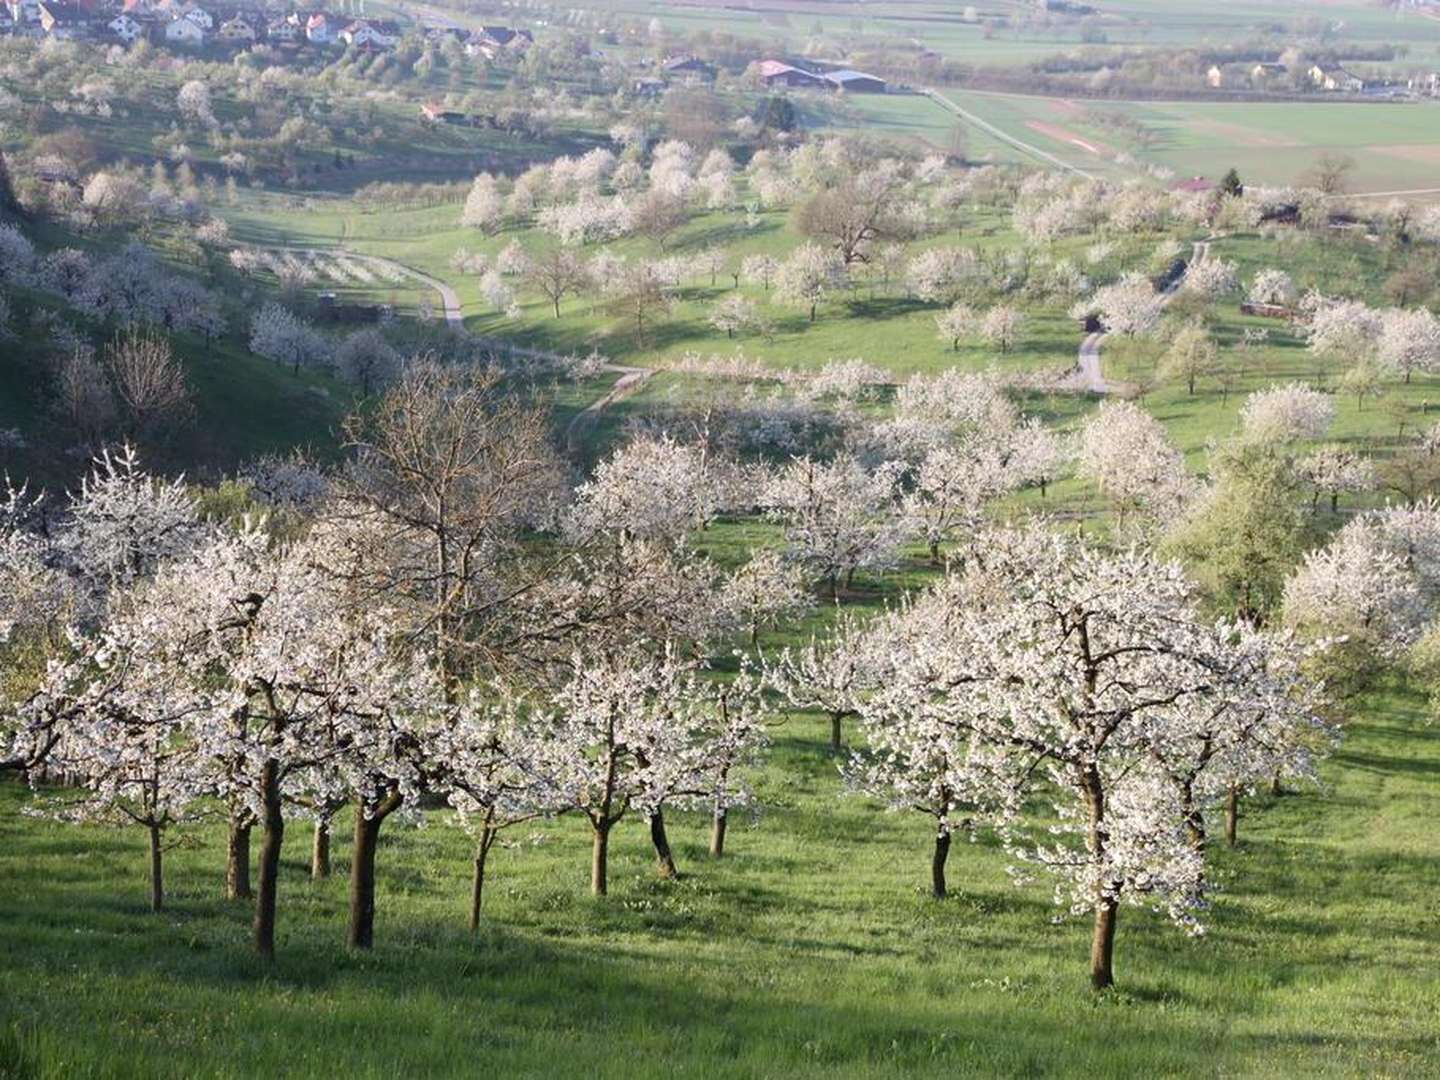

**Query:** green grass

left=2, top=675, right=1438, bottom=1078
left=932, top=89, right=1440, bottom=194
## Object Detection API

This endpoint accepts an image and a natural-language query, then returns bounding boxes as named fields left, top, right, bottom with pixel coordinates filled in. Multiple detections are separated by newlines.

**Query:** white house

left=6, top=0, right=42, bottom=24
left=339, top=19, right=396, bottom=47
left=107, top=12, right=142, bottom=40
left=1309, top=64, right=1364, bottom=92
left=215, top=12, right=254, bottom=42
left=181, top=4, right=211, bottom=30
left=163, top=14, right=203, bottom=44
left=266, top=17, right=297, bottom=42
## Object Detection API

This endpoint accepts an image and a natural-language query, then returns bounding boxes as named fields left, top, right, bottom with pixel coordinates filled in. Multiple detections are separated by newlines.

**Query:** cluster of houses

left=0, top=0, right=534, bottom=57
left=1204, top=58, right=1440, bottom=98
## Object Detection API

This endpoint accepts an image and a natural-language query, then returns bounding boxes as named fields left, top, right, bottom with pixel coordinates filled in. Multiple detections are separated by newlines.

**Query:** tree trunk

left=226, top=816, right=252, bottom=901
left=591, top=821, right=610, bottom=897
left=650, top=810, right=679, bottom=880
left=931, top=830, right=950, bottom=900
left=311, top=817, right=331, bottom=880
left=148, top=823, right=164, bottom=913
left=468, top=829, right=496, bottom=933
left=1090, top=895, right=1118, bottom=990
left=710, top=807, right=727, bottom=858
left=830, top=713, right=843, bottom=752
left=1225, top=785, right=1239, bottom=848
left=347, top=798, right=393, bottom=950
left=1270, top=771, right=1283, bottom=797
left=254, top=761, right=284, bottom=959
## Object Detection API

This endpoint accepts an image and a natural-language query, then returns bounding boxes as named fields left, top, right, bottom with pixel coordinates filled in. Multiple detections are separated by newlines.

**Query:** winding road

left=1064, top=239, right=1211, bottom=395
left=290, top=247, right=653, bottom=443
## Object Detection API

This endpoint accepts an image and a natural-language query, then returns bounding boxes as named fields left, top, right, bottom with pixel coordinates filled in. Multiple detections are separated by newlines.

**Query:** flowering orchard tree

left=59, top=444, right=204, bottom=606
left=935, top=302, right=976, bottom=351
left=1248, top=268, right=1297, bottom=307
left=776, top=242, right=845, bottom=323
left=33, top=571, right=217, bottom=912
left=524, top=645, right=721, bottom=893
left=768, top=613, right=880, bottom=752
left=980, top=305, right=1024, bottom=354
left=249, top=303, right=332, bottom=374
left=723, top=547, right=816, bottom=645
left=1305, top=296, right=1381, bottom=364
left=741, top=253, right=779, bottom=291
left=428, top=689, right=558, bottom=931
left=1282, top=517, right=1426, bottom=688
left=1377, top=307, right=1440, bottom=384
left=565, top=434, right=716, bottom=543
left=1181, top=255, right=1239, bottom=299
left=1077, top=401, right=1195, bottom=529
left=1298, top=447, right=1375, bottom=512
left=763, top=455, right=905, bottom=597
left=461, top=173, right=505, bottom=232
left=845, top=602, right=1008, bottom=899
left=901, top=441, right=1017, bottom=564
left=1073, top=273, right=1164, bottom=338
left=860, top=527, right=1328, bottom=989
left=708, top=294, right=761, bottom=339
left=1239, top=383, right=1335, bottom=443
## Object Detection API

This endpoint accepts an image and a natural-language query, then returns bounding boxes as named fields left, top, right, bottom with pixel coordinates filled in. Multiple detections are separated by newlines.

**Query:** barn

left=824, top=69, right=887, bottom=93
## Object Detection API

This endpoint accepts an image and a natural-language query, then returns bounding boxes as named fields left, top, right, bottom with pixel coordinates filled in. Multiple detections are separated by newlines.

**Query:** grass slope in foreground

left=1, top=681, right=1438, bottom=1078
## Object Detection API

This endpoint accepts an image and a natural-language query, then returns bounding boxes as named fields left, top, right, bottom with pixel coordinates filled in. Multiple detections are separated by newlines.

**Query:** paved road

left=1064, top=239, right=1211, bottom=395
left=923, top=87, right=1096, bottom=179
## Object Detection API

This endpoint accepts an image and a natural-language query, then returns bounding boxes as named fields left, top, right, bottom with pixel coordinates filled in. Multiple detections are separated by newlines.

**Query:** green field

left=927, top=89, right=1440, bottom=194
left=2, top=670, right=1438, bottom=1078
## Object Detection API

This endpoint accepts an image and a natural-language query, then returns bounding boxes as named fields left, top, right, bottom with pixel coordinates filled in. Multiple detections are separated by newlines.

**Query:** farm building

left=663, top=55, right=715, bottom=79
left=1171, top=176, right=1215, bottom=194
left=825, top=69, right=886, bottom=93
left=754, top=59, right=827, bottom=89
left=1309, top=64, right=1364, bottom=92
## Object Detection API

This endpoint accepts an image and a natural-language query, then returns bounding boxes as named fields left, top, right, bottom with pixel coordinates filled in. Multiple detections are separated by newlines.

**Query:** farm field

left=931, top=89, right=1440, bottom=194
left=564, top=0, right=1440, bottom=63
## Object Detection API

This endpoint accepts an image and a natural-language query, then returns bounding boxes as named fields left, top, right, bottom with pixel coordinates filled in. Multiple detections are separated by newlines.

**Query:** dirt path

left=563, top=365, right=652, bottom=451
left=1063, top=239, right=1210, bottom=395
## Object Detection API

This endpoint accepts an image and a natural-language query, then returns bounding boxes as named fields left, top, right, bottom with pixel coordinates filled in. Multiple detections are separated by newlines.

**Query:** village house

left=215, top=11, right=254, bottom=43
left=37, top=1, right=92, bottom=38
left=1206, top=64, right=1224, bottom=89
left=662, top=55, right=715, bottom=79
left=1309, top=64, right=1364, bottom=92
left=4, top=0, right=41, bottom=24
left=107, top=11, right=142, bottom=40
left=163, top=13, right=203, bottom=44
left=182, top=4, right=212, bottom=30
left=1251, top=61, right=1286, bottom=81
left=464, top=25, right=532, bottom=59
left=338, top=18, right=398, bottom=48
left=265, top=15, right=297, bottom=42
left=633, top=76, right=665, bottom=97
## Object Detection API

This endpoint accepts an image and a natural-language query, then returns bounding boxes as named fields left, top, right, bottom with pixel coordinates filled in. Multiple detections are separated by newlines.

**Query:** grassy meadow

left=2, top=668, right=1438, bottom=1078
